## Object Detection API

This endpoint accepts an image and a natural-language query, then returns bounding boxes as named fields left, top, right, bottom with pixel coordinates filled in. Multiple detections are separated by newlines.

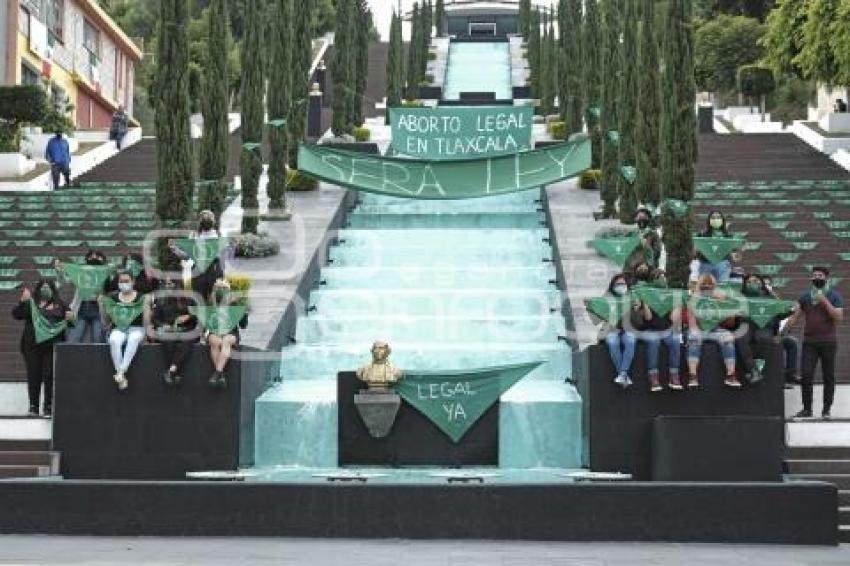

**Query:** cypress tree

left=156, top=0, right=194, bottom=238
left=540, top=11, right=550, bottom=114
left=599, top=0, right=621, bottom=218
left=332, top=0, right=352, bottom=134
left=617, top=0, right=638, bottom=223
left=407, top=3, right=421, bottom=99
left=519, top=0, right=531, bottom=39
left=386, top=10, right=403, bottom=124
left=199, top=0, right=230, bottom=220
left=288, top=0, right=313, bottom=167
left=635, top=0, right=660, bottom=206
left=240, top=0, right=265, bottom=234
left=266, top=0, right=292, bottom=216
left=528, top=9, right=541, bottom=99
left=352, top=1, right=371, bottom=127
left=583, top=0, right=602, bottom=169
left=420, top=2, right=432, bottom=77
left=435, top=0, right=445, bottom=37
left=559, top=0, right=583, bottom=134
left=659, top=0, right=696, bottom=287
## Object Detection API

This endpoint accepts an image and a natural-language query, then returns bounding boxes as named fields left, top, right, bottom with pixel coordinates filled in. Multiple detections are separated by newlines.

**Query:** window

left=83, top=19, right=100, bottom=61
left=21, top=63, right=40, bottom=86
left=46, top=0, right=64, bottom=45
left=19, top=6, right=31, bottom=39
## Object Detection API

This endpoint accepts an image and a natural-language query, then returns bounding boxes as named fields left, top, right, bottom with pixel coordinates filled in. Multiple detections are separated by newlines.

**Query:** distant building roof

left=404, top=0, right=520, bottom=19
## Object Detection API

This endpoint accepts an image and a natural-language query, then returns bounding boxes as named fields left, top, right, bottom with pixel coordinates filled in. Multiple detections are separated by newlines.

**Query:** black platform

left=52, top=343, right=270, bottom=479
left=581, top=342, right=785, bottom=480
left=0, top=480, right=836, bottom=544
left=338, top=372, right=498, bottom=466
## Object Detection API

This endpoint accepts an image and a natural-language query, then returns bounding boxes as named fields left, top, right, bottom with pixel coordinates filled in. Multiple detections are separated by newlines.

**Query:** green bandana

left=189, top=305, right=247, bottom=336
left=30, top=299, right=67, bottom=344
left=693, top=236, right=744, bottom=264
left=62, top=263, right=115, bottom=300
left=745, top=298, right=795, bottom=328
left=175, top=238, right=228, bottom=272
left=395, top=362, right=541, bottom=443
left=690, top=295, right=743, bottom=331
left=585, top=295, right=633, bottom=325
left=633, top=287, right=687, bottom=317
left=662, top=199, right=689, bottom=219
left=102, top=296, right=146, bottom=331
left=590, top=233, right=641, bottom=267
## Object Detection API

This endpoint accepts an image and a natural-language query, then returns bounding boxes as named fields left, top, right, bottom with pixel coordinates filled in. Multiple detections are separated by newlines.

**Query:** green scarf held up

left=189, top=305, right=247, bottom=336
left=689, top=295, right=743, bottom=332
left=589, top=233, right=641, bottom=268
left=745, top=298, right=795, bottom=328
left=585, top=295, right=633, bottom=325
left=61, top=263, right=116, bottom=300
left=633, top=287, right=687, bottom=317
left=174, top=238, right=229, bottom=272
left=102, top=296, right=146, bottom=331
left=692, top=236, right=744, bottom=264
left=30, top=299, right=67, bottom=344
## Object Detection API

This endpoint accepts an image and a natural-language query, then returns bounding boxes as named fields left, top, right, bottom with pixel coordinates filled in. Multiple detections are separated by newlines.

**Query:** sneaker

left=794, top=409, right=813, bottom=419
left=216, top=373, right=227, bottom=389
left=784, top=382, right=794, bottom=390
left=724, top=375, right=742, bottom=388
left=649, top=374, right=663, bottom=392
left=163, top=370, right=176, bottom=387
left=172, top=373, right=183, bottom=386
left=209, top=371, right=220, bottom=388
left=749, top=368, right=764, bottom=385
left=687, top=378, right=700, bottom=389
left=614, top=373, right=628, bottom=387
left=42, top=405, right=52, bottom=418
left=822, top=409, right=832, bottom=420
left=113, top=372, right=128, bottom=391
left=622, top=373, right=633, bottom=389
left=668, top=373, right=683, bottom=391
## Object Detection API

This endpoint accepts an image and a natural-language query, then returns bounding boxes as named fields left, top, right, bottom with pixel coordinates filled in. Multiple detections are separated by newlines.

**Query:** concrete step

left=0, top=417, right=52, bottom=441
left=0, top=451, right=59, bottom=474
left=840, top=506, right=850, bottom=523
left=785, top=459, right=850, bottom=474
left=786, top=422, right=850, bottom=447
left=841, top=491, right=850, bottom=506
left=0, top=464, right=50, bottom=478
left=788, top=474, right=850, bottom=490
left=841, top=525, right=850, bottom=544
left=0, top=382, right=28, bottom=415
left=0, top=439, right=49, bottom=451
left=786, top=446, right=850, bottom=460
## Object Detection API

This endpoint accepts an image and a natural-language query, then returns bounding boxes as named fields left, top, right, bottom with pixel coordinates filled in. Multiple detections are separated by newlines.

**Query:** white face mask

left=118, top=282, right=133, bottom=293
left=613, top=284, right=628, bottom=296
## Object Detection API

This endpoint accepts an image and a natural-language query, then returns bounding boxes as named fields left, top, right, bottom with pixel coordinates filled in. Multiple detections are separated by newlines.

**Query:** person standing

left=45, top=131, right=71, bottom=191
left=785, top=267, right=844, bottom=419
left=11, top=280, right=74, bottom=416
left=110, top=105, right=129, bottom=150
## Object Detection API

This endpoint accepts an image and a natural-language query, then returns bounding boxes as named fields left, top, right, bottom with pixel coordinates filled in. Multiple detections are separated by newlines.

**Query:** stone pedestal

left=353, top=391, right=401, bottom=439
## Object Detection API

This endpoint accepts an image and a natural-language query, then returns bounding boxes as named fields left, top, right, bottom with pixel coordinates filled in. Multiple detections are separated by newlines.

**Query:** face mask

left=812, top=278, right=827, bottom=289
left=636, top=219, right=649, bottom=230
left=709, top=218, right=723, bottom=230
left=700, top=286, right=714, bottom=292
left=118, top=282, right=133, bottom=293
left=745, top=283, right=762, bottom=296
left=86, top=256, right=105, bottom=266
left=39, top=287, right=53, bottom=300
left=613, top=284, right=628, bottom=296
left=200, top=220, right=214, bottom=231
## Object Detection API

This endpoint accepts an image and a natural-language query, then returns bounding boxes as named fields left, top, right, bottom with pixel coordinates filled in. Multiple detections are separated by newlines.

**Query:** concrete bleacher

left=693, top=133, right=850, bottom=382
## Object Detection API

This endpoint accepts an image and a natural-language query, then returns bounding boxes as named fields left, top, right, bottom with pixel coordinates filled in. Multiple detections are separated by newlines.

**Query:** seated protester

left=12, top=280, right=74, bottom=417
left=625, top=208, right=662, bottom=273
left=764, top=275, right=800, bottom=386
left=147, top=279, right=199, bottom=387
left=58, top=250, right=111, bottom=343
left=601, top=274, right=643, bottom=389
left=630, top=262, right=653, bottom=286
left=639, top=269, right=683, bottom=392
left=695, top=210, right=740, bottom=284
left=685, top=274, right=741, bottom=388
left=202, top=279, right=249, bottom=388
left=169, top=210, right=227, bottom=301
left=105, top=253, right=156, bottom=295
left=101, top=270, right=149, bottom=391
left=735, top=274, right=777, bottom=385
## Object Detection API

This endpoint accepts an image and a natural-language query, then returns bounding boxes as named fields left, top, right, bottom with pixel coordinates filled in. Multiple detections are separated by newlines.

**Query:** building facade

left=3, top=0, right=142, bottom=129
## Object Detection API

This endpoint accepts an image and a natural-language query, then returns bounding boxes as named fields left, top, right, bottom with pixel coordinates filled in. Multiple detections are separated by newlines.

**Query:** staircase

left=0, top=438, right=59, bottom=478
left=786, top=445, right=850, bottom=543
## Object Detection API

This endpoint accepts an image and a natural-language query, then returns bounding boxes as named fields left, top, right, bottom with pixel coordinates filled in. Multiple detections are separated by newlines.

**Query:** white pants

left=108, top=327, right=145, bottom=373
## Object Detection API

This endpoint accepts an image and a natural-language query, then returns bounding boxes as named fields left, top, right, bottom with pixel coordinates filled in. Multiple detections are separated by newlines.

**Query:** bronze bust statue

left=356, top=341, right=403, bottom=391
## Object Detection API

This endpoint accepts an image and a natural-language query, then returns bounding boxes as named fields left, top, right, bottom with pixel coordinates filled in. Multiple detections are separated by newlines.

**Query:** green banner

left=689, top=296, right=743, bottom=331
left=395, top=362, right=541, bottom=443
left=297, top=138, right=591, bottom=200
left=590, top=233, right=641, bottom=267
left=102, top=297, right=146, bottom=331
left=693, top=236, right=744, bottom=264
left=585, top=295, right=634, bottom=325
left=174, top=238, right=229, bottom=272
left=745, top=298, right=795, bottom=328
left=189, top=305, right=247, bottom=336
left=633, top=287, right=687, bottom=317
left=389, top=106, right=533, bottom=160
left=61, top=263, right=115, bottom=300
left=30, top=300, right=67, bottom=344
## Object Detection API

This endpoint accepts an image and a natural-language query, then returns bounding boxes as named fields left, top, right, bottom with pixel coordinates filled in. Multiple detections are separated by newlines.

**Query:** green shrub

left=0, top=85, right=48, bottom=153
left=352, top=126, right=371, bottom=142
left=402, top=99, right=425, bottom=107
left=579, top=169, right=602, bottom=190
left=737, top=65, right=775, bottom=99
left=40, top=104, right=76, bottom=135
left=286, top=169, right=319, bottom=191
left=427, top=52, right=437, bottom=61
left=548, top=120, right=566, bottom=140
left=232, top=232, right=280, bottom=258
